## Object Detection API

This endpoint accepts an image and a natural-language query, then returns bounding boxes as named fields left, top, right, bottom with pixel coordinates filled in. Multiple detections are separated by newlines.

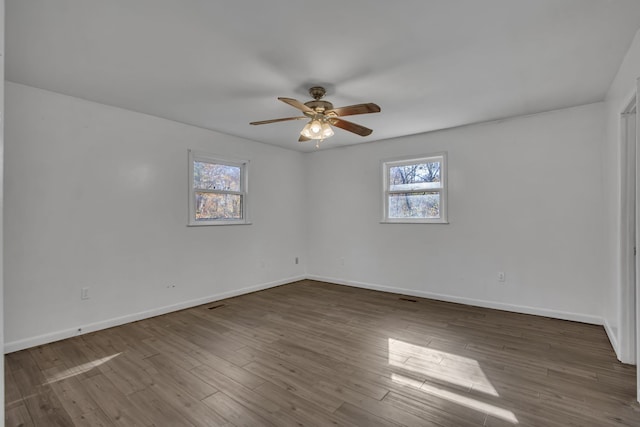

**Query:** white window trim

left=188, top=150, right=250, bottom=226
left=381, top=152, right=448, bottom=224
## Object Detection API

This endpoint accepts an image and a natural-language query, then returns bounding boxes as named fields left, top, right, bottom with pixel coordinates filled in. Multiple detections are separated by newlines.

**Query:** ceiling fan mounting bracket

left=308, top=86, right=327, bottom=100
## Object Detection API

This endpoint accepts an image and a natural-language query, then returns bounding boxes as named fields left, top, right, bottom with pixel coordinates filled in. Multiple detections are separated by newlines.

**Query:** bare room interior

left=4, top=1, right=640, bottom=426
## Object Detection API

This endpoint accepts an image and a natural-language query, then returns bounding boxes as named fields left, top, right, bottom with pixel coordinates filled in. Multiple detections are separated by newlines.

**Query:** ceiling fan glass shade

left=321, top=122, right=334, bottom=138
left=301, top=118, right=332, bottom=140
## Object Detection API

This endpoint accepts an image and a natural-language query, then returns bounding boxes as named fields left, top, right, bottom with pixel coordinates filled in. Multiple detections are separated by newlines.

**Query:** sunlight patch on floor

left=388, top=338, right=498, bottom=396
left=387, top=372, right=425, bottom=389
left=389, top=338, right=518, bottom=424
left=44, top=353, right=121, bottom=384
left=419, top=380, right=519, bottom=424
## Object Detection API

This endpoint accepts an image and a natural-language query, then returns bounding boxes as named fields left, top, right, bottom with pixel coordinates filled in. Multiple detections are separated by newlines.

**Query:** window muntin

left=383, top=154, right=447, bottom=223
left=189, top=150, right=249, bottom=225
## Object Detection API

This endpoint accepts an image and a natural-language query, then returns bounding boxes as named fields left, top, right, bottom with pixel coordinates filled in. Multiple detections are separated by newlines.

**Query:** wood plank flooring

left=5, top=280, right=640, bottom=426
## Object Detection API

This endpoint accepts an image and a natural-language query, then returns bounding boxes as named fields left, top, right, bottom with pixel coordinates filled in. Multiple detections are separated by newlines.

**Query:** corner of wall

left=604, top=317, right=625, bottom=363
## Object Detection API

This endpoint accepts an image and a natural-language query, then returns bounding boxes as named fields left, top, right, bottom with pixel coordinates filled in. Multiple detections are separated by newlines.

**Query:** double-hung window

left=382, top=153, right=448, bottom=223
left=188, top=150, right=249, bottom=226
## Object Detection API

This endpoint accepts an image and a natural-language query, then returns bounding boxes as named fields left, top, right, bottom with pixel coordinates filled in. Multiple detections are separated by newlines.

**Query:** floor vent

left=207, top=304, right=226, bottom=310
left=399, top=297, right=417, bottom=303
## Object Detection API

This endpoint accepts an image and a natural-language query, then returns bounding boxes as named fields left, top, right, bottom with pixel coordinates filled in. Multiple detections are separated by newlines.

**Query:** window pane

left=195, top=192, right=242, bottom=220
left=388, top=192, right=440, bottom=219
left=194, top=161, right=241, bottom=191
left=389, top=162, right=441, bottom=191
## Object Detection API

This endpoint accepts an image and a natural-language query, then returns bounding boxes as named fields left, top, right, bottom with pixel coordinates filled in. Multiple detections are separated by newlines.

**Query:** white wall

left=602, top=29, right=640, bottom=362
left=4, top=82, right=307, bottom=352
left=1, top=82, right=614, bottom=354
left=306, top=103, right=606, bottom=323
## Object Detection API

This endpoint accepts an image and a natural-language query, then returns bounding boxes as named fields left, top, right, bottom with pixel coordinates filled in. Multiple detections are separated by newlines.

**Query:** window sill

left=380, top=220, right=449, bottom=225
left=188, top=221, right=252, bottom=227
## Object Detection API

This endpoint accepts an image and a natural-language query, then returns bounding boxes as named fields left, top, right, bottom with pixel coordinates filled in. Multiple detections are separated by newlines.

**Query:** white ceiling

left=6, top=1, right=640, bottom=152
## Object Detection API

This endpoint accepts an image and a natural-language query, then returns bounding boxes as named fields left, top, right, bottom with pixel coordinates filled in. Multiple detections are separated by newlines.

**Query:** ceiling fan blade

left=278, top=97, right=315, bottom=113
left=326, top=103, right=381, bottom=117
left=329, top=118, right=373, bottom=136
left=250, top=116, right=307, bottom=125
left=299, top=135, right=311, bottom=142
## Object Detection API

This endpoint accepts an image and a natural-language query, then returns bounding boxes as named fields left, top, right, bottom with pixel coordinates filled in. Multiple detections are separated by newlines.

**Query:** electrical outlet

left=295, top=257, right=299, bottom=264
left=81, top=287, right=90, bottom=300
left=498, top=272, right=506, bottom=282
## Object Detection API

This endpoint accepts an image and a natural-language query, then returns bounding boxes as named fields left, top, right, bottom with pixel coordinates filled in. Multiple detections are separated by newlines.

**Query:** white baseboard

left=307, top=275, right=603, bottom=325
left=604, top=318, right=622, bottom=361
left=5, top=274, right=606, bottom=353
left=4, top=275, right=305, bottom=354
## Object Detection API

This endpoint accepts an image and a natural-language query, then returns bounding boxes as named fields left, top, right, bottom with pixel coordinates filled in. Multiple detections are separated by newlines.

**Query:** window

left=188, top=150, right=249, bottom=226
left=382, top=153, right=448, bottom=223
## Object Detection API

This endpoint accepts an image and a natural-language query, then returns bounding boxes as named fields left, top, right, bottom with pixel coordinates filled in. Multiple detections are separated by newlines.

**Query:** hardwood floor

left=4, top=280, right=640, bottom=426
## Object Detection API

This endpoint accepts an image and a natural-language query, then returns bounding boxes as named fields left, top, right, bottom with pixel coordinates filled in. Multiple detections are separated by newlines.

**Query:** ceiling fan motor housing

left=304, top=87, right=333, bottom=113
left=304, top=100, right=334, bottom=113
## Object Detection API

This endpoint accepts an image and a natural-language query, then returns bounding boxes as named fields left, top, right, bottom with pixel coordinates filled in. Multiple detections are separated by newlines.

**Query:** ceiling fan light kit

left=250, top=86, right=380, bottom=148
left=301, top=117, right=334, bottom=140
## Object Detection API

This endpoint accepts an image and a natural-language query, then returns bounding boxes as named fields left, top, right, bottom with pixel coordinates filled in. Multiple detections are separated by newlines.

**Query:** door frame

left=620, top=94, right=637, bottom=366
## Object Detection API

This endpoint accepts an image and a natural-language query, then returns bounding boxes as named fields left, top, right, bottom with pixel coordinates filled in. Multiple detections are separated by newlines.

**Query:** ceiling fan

left=250, top=86, right=381, bottom=147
